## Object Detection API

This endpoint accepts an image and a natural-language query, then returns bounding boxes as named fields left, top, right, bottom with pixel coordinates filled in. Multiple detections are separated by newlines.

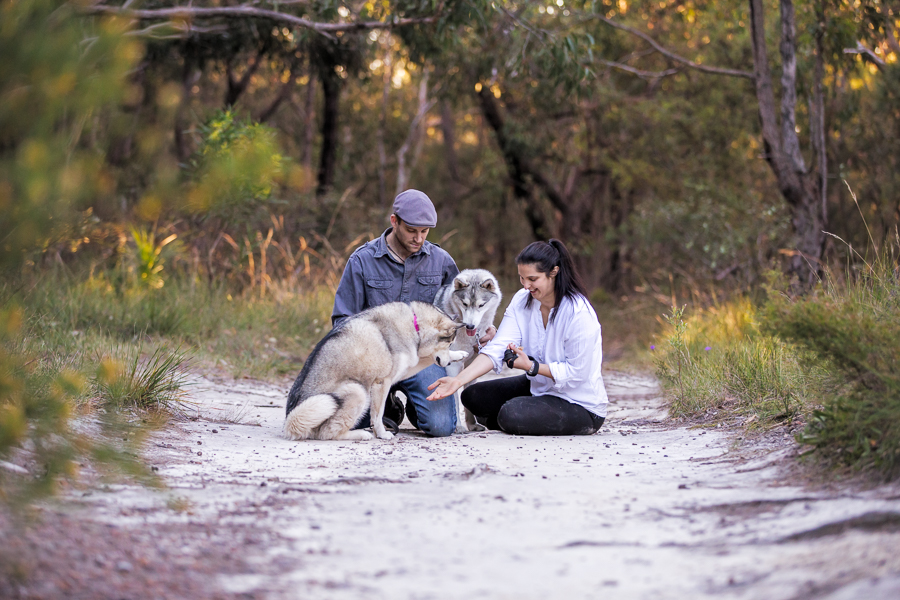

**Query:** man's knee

left=413, top=399, right=456, bottom=437
left=420, top=420, right=455, bottom=437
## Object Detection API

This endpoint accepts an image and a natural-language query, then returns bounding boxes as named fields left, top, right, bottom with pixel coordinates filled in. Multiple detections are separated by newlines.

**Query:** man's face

left=390, top=215, right=429, bottom=255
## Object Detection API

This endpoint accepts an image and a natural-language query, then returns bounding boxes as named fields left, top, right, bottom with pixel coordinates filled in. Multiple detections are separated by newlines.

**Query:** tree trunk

left=377, top=53, right=391, bottom=206
left=396, top=71, right=433, bottom=196
left=316, top=72, right=340, bottom=197
left=301, top=67, right=316, bottom=176
left=257, top=57, right=298, bottom=123
left=174, top=57, right=200, bottom=163
left=476, top=87, right=559, bottom=239
left=748, top=0, right=825, bottom=285
left=224, top=49, right=265, bottom=108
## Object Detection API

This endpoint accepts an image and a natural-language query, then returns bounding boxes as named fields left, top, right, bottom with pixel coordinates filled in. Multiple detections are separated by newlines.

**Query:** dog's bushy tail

left=283, top=395, right=337, bottom=440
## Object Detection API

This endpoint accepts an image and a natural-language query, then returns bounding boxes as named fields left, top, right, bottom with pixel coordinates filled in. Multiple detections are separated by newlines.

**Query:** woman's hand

left=427, top=376, right=464, bottom=401
left=508, top=343, right=532, bottom=371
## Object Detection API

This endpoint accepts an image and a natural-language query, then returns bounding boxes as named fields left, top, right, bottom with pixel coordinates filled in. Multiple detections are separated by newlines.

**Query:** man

left=331, top=189, right=461, bottom=436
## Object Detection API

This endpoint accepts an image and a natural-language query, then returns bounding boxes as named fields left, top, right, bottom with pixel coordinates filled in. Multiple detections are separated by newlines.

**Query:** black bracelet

left=526, top=355, right=540, bottom=377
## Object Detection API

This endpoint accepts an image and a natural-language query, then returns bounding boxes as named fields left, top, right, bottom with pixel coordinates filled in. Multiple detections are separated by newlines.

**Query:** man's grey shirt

left=331, top=228, right=459, bottom=327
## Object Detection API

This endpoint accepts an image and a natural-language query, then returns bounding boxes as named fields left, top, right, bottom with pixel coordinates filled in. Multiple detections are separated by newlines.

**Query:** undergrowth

left=18, top=268, right=333, bottom=379
left=655, top=240, right=900, bottom=481
left=763, top=250, right=900, bottom=480
left=654, top=298, right=832, bottom=427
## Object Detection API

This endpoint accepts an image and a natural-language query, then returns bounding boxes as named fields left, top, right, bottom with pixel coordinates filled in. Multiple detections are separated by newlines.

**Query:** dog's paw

left=455, top=423, right=470, bottom=434
left=449, top=350, right=469, bottom=362
left=338, top=429, right=374, bottom=441
left=376, top=430, right=394, bottom=440
left=469, top=422, right=487, bottom=432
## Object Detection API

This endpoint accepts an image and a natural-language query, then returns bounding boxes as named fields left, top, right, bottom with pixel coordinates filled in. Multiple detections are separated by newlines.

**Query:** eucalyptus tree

left=89, top=0, right=479, bottom=198
left=410, top=0, right=896, bottom=288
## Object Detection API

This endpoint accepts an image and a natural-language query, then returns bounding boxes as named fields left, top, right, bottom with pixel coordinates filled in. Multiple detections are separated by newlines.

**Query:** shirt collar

left=374, top=227, right=432, bottom=260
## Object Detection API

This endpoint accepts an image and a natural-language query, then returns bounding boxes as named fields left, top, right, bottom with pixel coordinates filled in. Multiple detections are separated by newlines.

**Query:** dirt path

left=40, top=371, right=900, bottom=599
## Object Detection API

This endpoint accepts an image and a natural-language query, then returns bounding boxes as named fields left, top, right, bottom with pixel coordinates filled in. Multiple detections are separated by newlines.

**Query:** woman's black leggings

left=461, top=375, right=605, bottom=436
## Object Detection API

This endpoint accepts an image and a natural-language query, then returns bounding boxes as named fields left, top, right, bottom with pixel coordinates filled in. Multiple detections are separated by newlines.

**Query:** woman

left=427, top=239, right=607, bottom=436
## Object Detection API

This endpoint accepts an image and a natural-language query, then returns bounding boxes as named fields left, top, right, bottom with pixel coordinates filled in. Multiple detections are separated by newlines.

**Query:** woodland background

left=2, top=0, right=900, bottom=500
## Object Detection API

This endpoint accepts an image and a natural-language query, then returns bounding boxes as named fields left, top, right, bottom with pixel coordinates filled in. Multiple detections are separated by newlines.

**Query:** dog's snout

left=435, top=356, right=443, bottom=366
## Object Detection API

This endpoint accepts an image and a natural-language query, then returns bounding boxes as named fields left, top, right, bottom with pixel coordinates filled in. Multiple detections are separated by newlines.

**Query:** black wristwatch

left=526, top=355, right=540, bottom=377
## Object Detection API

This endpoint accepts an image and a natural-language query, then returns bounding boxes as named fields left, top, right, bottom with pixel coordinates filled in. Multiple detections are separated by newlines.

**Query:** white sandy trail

left=78, top=371, right=900, bottom=600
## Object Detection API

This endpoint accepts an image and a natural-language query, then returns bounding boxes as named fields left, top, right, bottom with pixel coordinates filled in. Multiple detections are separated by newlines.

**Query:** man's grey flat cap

left=392, top=189, right=437, bottom=228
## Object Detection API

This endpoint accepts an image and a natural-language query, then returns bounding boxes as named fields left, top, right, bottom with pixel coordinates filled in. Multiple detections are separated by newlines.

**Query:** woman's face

left=518, top=263, right=558, bottom=306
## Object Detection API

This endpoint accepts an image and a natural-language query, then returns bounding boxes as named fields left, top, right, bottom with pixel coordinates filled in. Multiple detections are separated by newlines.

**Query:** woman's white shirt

left=480, top=288, right=608, bottom=417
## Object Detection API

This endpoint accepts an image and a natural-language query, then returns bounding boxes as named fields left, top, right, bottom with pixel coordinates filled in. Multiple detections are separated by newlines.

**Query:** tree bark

left=224, top=49, right=265, bottom=108
left=476, top=87, right=550, bottom=238
left=257, top=57, right=298, bottom=123
left=316, top=70, right=340, bottom=197
left=396, top=71, right=434, bottom=196
left=377, top=53, right=392, bottom=206
left=748, top=0, right=825, bottom=285
left=174, top=56, right=200, bottom=163
left=812, top=2, right=828, bottom=225
left=301, top=67, right=316, bottom=176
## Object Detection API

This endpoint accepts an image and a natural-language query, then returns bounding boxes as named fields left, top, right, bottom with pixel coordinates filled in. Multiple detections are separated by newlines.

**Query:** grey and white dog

left=283, top=301, right=468, bottom=441
left=433, top=269, right=502, bottom=432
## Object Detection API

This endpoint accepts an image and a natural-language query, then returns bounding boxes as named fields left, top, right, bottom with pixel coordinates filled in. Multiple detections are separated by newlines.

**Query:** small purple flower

left=650, top=345, right=655, bottom=351
left=704, top=346, right=711, bottom=351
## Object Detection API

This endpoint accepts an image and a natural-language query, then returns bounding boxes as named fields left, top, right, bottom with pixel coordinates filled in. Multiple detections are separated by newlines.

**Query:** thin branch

left=88, top=4, right=440, bottom=34
left=593, top=59, right=680, bottom=79
left=843, top=41, right=886, bottom=71
left=582, top=13, right=755, bottom=80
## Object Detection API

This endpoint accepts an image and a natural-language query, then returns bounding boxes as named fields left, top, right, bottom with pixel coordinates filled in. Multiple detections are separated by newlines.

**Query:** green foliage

left=655, top=299, right=828, bottom=424
left=129, top=227, right=178, bottom=290
left=187, top=111, right=286, bottom=223
left=0, top=304, right=155, bottom=505
left=763, top=252, right=900, bottom=479
left=0, top=0, right=155, bottom=507
left=0, top=0, right=141, bottom=271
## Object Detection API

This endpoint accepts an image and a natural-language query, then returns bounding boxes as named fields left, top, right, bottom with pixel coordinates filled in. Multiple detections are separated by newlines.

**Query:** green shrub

left=0, top=0, right=152, bottom=507
left=186, top=110, right=286, bottom=223
left=762, top=255, right=900, bottom=479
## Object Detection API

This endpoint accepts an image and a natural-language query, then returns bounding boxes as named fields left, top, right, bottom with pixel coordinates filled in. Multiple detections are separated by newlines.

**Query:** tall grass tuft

left=93, top=344, right=190, bottom=415
left=655, top=298, right=830, bottom=425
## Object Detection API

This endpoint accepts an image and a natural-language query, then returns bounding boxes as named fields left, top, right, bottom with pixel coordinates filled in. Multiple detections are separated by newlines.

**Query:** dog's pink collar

left=413, top=312, right=420, bottom=332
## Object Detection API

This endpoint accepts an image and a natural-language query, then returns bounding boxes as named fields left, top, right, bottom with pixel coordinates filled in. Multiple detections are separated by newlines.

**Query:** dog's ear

left=480, top=280, right=496, bottom=292
left=453, top=278, right=470, bottom=291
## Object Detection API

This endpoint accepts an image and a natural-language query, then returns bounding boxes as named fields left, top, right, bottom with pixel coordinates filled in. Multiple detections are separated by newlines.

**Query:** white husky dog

left=284, top=302, right=468, bottom=441
left=433, top=269, right=502, bottom=432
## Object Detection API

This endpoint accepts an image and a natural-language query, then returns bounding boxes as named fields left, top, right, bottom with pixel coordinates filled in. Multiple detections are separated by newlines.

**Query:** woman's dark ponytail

left=516, top=238, right=589, bottom=321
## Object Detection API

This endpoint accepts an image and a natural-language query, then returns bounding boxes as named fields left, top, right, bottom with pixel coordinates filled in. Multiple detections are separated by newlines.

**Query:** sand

left=63, top=370, right=900, bottom=600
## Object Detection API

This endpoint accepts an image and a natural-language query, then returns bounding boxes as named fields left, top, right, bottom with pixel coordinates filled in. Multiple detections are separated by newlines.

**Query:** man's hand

left=479, top=326, right=497, bottom=347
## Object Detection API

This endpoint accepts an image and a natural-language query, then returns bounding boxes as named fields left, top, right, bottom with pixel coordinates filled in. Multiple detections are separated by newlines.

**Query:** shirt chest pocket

left=365, top=278, right=396, bottom=305
left=413, top=273, right=442, bottom=303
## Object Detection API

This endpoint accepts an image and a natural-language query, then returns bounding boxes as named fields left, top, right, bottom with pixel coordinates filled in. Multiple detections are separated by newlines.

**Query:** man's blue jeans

left=354, top=363, right=456, bottom=437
